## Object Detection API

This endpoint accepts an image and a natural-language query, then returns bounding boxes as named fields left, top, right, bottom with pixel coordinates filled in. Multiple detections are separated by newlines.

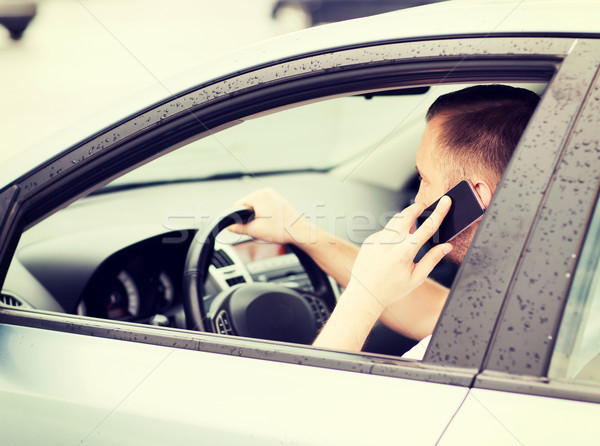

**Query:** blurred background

left=0, top=0, right=442, bottom=163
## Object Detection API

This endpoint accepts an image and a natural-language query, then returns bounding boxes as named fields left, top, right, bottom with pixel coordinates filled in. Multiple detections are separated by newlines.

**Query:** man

left=230, top=85, right=540, bottom=357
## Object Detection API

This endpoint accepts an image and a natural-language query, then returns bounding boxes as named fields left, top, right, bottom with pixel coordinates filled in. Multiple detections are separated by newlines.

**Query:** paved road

left=0, top=0, right=285, bottom=163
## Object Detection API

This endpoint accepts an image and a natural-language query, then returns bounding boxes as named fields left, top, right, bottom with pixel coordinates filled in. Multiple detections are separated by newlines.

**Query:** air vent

left=304, top=295, right=331, bottom=328
left=0, top=293, right=24, bottom=308
left=212, top=249, right=234, bottom=268
left=214, top=309, right=234, bottom=335
left=226, top=276, right=246, bottom=287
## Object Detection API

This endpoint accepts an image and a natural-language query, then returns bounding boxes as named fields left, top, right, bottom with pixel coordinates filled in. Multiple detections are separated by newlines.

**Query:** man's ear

left=472, top=179, right=493, bottom=209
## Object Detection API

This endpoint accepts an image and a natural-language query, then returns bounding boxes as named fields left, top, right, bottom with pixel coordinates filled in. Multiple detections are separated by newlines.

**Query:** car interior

left=1, top=80, right=548, bottom=357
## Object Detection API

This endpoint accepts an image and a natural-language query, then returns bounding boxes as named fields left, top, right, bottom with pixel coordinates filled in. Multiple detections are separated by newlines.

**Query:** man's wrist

left=312, top=286, right=383, bottom=351
left=283, top=216, right=314, bottom=246
left=339, top=284, right=385, bottom=321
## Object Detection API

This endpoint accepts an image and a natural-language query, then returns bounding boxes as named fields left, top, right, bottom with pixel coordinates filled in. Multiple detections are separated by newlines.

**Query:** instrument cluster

left=76, top=233, right=189, bottom=326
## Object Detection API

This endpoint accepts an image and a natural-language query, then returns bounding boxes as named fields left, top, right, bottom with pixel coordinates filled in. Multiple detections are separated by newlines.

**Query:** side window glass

left=549, top=196, right=600, bottom=384
left=3, top=89, right=437, bottom=328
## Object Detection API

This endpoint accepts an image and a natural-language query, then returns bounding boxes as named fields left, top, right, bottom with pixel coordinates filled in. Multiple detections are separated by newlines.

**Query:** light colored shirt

left=401, top=335, right=431, bottom=360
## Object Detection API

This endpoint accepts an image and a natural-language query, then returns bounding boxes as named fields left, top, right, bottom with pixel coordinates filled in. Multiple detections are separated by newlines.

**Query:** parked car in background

left=0, top=2, right=36, bottom=40
left=271, top=0, right=445, bottom=28
left=1, top=1, right=599, bottom=444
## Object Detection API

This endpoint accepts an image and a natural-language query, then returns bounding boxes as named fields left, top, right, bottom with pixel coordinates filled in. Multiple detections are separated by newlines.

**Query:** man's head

left=415, top=84, right=540, bottom=263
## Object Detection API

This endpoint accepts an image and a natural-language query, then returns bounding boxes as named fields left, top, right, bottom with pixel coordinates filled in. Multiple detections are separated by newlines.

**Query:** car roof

left=2, top=0, right=599, bottom=186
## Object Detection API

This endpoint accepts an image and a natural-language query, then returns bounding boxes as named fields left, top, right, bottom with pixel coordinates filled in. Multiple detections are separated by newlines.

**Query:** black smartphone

left=416, top=180, right=485, bottom=245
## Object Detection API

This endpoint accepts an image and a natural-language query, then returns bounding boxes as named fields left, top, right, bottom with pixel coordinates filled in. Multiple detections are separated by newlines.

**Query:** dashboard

left=70, top=233, right=321, bottom=329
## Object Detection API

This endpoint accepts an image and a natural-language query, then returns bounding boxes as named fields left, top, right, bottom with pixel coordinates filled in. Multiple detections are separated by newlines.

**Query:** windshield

left=106, top=88, right=432, bottom=188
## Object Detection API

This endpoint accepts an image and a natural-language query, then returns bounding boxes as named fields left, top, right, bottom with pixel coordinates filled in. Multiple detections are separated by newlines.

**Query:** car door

left=437, top=40, right=600, bottom=445
left=0, top=35, right=584, bottom=445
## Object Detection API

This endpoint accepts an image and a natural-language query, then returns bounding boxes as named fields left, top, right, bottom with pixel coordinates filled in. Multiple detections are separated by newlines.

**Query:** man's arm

left=312, top=280, right=449, bottom=351
left=379, top=278, right=449, bottom=340
left=296, top=224, right=358, bottom=288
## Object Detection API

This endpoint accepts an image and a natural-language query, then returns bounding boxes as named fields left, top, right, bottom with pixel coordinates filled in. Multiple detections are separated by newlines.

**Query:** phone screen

left=416, top=180, right=485, bottom=245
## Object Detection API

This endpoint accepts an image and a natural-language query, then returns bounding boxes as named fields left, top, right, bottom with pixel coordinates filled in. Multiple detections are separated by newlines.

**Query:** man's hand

left=228, top=188, right=311, bottom=245
left=229, top=188, right=359, bottom=288
left=313, top=196, right=453, bottom=351
left=345, top=196, right=453, bottom=309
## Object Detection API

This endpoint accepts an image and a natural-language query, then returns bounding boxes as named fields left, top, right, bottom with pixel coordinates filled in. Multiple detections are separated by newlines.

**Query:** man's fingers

left=414, top=195, right=452, bottom=245
left=228, top=223, right=247, bottom=234
left=384, top=203, right=426, bottom=235
left=413, top=243, right=453, bottom=282
left=233, top=197, right=251, bottom=208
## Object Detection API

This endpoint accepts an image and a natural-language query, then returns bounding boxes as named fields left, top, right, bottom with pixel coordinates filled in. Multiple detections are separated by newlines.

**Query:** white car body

left=1, top=1, right=600, bottom=445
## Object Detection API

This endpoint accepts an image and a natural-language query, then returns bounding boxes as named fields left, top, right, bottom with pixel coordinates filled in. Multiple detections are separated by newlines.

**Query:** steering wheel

left=182, top=207, right=337, bottom=344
